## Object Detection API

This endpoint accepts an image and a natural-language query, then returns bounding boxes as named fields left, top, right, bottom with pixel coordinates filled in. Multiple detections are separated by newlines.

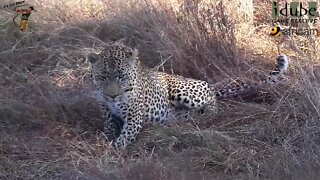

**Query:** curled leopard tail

left=213, top=54, right=289, bottom=99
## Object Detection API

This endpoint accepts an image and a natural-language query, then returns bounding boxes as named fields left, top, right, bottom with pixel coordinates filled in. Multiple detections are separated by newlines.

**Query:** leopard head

left=88, top=43, right=139, bottom=100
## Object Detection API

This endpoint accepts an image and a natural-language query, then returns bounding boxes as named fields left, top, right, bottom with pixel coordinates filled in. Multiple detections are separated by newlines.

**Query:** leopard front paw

left=113, top=135, right=128, bottom=150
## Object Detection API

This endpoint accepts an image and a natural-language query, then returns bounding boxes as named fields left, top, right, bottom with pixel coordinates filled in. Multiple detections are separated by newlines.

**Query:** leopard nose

left=107, top=93, right=118, bottom=99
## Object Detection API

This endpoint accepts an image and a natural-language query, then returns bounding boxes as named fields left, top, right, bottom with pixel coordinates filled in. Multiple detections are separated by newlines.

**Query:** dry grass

left=1, top=0, right=320, bottom=179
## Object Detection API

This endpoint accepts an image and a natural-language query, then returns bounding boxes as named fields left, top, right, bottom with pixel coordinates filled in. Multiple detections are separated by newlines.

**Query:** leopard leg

left=168, top=80, right=217, bottom=115
left=104, top=113, right=123, bottom=141
left=113, top=107, right=143, bottom=150
left=201, top=96, right=218, bottom=114
left=95, top=90, right=123, bottom=141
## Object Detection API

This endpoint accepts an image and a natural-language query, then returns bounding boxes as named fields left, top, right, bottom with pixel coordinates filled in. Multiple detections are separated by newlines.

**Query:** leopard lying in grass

left=88, top=42, right=289, bottom=150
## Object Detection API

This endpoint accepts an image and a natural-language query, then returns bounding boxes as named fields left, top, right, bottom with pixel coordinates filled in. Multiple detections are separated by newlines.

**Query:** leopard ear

left=87, top=53, right=100, bottom=64
left=128, top=49, right=138, bottom=66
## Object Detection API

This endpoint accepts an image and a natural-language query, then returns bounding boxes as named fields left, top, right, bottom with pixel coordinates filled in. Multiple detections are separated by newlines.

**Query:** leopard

left=88, top=42, right=289, bottom=150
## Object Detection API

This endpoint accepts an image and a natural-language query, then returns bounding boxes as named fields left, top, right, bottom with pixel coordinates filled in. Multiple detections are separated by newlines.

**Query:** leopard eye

left=97, top=74, right=106, bottom=80
left=119, top=73, right=126, bottom=78
left=101, top=70, right=109, bottom=76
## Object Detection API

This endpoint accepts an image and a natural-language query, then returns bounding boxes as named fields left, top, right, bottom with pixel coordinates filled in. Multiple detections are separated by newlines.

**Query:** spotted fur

left=88, top=42, right=289, bottom=149
left=214, top=54, right=289, bottom=99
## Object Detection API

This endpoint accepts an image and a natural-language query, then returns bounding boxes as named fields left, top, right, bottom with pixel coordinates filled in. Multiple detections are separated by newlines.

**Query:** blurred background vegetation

left=0, top=0, right=320, bottom=179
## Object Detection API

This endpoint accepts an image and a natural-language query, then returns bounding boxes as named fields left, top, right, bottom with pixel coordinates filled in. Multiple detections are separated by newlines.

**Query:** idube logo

left=270, top=26, right=281, bottom=36
left=272, top=1, right=319, bottom=24
left=270, top=1, right=319, bottom=37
